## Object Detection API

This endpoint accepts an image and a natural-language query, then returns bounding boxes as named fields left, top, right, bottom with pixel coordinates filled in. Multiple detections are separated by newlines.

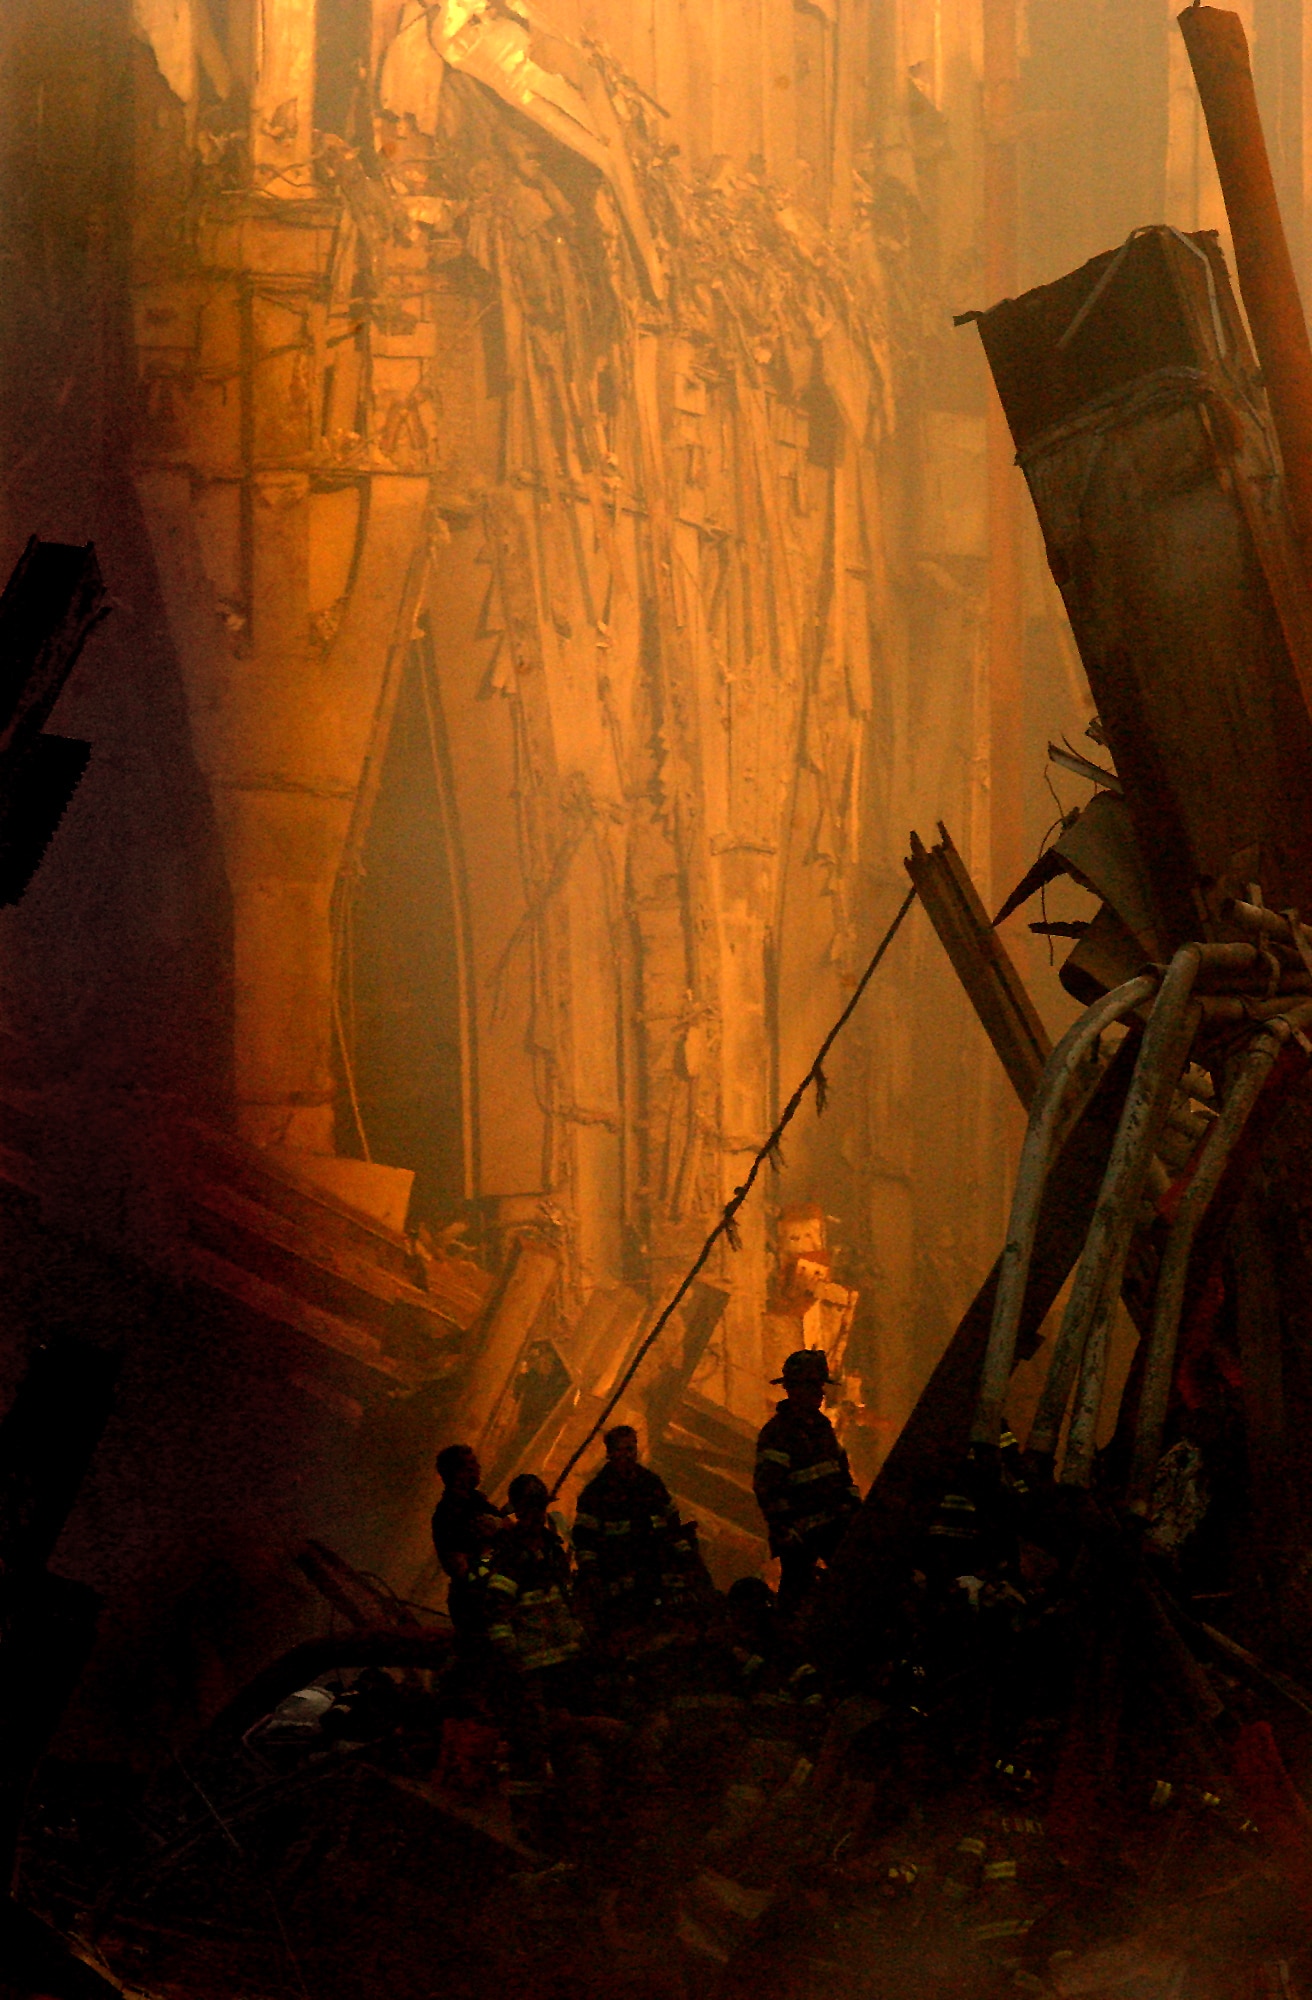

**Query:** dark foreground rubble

left=9, top=1473, right=1312, bottom=2000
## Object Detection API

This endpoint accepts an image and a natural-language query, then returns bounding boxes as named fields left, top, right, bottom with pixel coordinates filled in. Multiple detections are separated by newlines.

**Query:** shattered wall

left=14, top=0, right=1286, bottom=1490
left=114, top=0, right=1054, bottom=1451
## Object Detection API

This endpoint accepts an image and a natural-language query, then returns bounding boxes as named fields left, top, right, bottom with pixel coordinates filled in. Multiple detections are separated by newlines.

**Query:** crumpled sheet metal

left=994, top=791, right=1158, bottom=954
left=380, top=1, right=448, bottom=136
left=381, top=0, right=666, bottom=302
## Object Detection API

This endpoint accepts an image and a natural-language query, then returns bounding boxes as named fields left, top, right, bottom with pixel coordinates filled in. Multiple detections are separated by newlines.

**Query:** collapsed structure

left=0, top=0, right=1086, bottom=1736
left=12, top=0, right=1312, bottom=1996
left=829, top=6, right=1312, bottom=1653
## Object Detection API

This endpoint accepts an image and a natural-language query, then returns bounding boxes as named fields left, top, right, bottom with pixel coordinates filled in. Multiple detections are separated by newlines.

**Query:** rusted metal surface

left=972, top=970, right=1157, bottom=1448
left=1126, top=1005, right=1312, bottom=1512
left=1026, top=945, right=1244, bottom=1476
left=906, top=822, right=1052, bottom=1107
left=821, top=1030, right=1145, bottom=1660
left=1177, top=5, right=1312, bottom=560
left=973, top=225, right=1312, bottom=950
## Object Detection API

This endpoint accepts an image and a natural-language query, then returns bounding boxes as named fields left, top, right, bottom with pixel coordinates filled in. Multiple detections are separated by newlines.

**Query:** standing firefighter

left=754, top=1349, right=862, bottom=1616
left=485, top=1473, right=587, bottom=1778
left=431, top=1444, right=504, bottom=1643
left=573, top=1425, right=690, bottom=1637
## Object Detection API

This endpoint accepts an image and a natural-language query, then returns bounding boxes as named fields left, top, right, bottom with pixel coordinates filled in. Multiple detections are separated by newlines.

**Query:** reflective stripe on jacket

left=485, top=1523, right=583, bottom=1671
left=753, top=1402, right=860, bottom=1548
left=573, top=1463, right=681, bottom=1604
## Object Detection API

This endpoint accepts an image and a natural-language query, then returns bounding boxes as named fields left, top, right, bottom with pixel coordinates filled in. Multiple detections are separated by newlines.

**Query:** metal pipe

left=1028, top=944, right=1253, bottom=1461
left=1177, top=7, right=1312, bottom=559
left=1125, top=1001, right=1312, bottom=1514
left=1196, top=990, right=1312, bottom=1024
left=1226, top=899, right=1302, bottom=945
left=983, top=0, right=1025, bottom=924
left=1196, top=967, right=1312, bottom=993
left=1059, top=994, right=1202, bottom=1486
left=1225, top=901, right=1312, bottom=988
left=1058, top=1305, right=1114, bottom=1488
left=1176, top=944, right=1259, bottom=977
left=971, top=972, right=1159, bottom=1449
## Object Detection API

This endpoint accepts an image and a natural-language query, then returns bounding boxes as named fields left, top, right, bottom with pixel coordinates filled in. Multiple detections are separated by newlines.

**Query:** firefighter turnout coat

left=753, top=1401, right=861, bottom=1555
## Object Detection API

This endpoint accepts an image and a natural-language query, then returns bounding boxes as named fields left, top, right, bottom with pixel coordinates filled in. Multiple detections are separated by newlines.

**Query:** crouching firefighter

left=754, top=1348, right=861, bottom=1618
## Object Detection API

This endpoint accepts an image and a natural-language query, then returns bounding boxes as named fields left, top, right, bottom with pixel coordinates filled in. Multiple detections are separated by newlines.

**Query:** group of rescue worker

left=431, top=1346, right=862, bottom=1773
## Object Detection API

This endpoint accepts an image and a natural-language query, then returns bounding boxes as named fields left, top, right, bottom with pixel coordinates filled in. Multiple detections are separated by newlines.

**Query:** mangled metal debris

left=907, top=821, right=1052, bottom=1106
left=16, top=1, right=1312, bottom=1996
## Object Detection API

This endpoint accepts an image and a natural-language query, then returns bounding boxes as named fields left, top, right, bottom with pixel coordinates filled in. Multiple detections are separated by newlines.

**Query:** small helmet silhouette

left=771, top=1348, right=831, bottom=1387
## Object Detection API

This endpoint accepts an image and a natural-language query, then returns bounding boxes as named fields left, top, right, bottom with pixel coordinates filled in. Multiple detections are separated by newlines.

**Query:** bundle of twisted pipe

left=970, top=932, right=1312, bottom=1506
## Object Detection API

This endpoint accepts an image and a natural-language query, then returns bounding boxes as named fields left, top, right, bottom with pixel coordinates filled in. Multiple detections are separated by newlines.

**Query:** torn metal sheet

left=393, top=0, right=666, bottom=302
left=1059, top=904, right=1148, bottom=1001
left=379, top=1, right=448, bottom=137
left=994, top=790, right=1163, bottom=998
left=973, top=225, right=1312, bottom=946
left=131, top=0, right=195, bottom=105
left=1054, top=791, right=1161, bottom=957
left=1048, top=740, right=1122, bottom=793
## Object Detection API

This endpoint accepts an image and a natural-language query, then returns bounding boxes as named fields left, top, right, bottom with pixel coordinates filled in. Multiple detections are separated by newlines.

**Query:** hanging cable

left=548, top=882, right=918, bottom=1500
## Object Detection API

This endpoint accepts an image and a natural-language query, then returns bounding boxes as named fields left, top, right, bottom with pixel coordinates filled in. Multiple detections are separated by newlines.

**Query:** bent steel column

left=1178, top=5, right=1312, bottom=558
left=971, top=971, right=1158, bottom=1449
left=1126, top=1000, right=1312, bottom=1513
left=1029, top=941, right=1254, bottom=1465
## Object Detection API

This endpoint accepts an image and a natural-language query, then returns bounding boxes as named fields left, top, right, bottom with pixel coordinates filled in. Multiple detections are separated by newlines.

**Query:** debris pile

left=12, top=8, right=1312, bottom=2000
left=14, top=1483, right=1312, bottom=2000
